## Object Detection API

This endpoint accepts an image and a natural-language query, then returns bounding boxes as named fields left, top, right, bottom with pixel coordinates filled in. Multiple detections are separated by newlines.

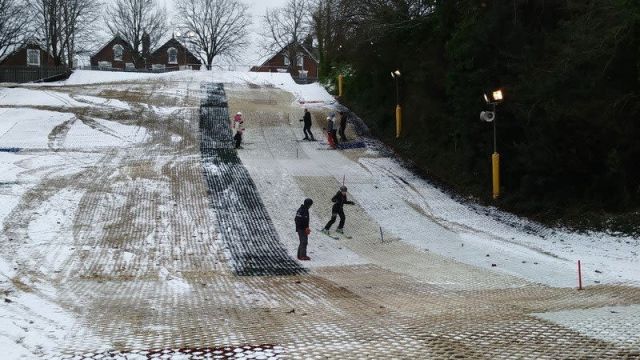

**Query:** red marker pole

left=577, top=260, right=583, bottom=290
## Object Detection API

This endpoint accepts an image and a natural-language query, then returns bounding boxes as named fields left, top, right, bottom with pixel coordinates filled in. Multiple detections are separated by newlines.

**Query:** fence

left=76, top=65, right=185, bottom=73
left=0, top=66, right=70, bottom=83
left=248, top=65, right=318, bottom=84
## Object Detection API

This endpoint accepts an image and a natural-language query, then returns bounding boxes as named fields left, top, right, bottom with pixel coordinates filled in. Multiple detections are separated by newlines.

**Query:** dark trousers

left=303, top=124, right=314, bottom=140
left=297, top=231, right=308, bottom=258
left=330, top=130, right=338, bottom=145
left=324, top=208, right=345, bottom=230
left=339, top=126, right=347, bottom=141
left=234, top=133, right=242, bottom=148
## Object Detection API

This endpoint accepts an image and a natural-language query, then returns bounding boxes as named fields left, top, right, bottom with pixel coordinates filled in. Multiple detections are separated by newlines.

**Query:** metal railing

left=0, top=66, right=70, bottom=83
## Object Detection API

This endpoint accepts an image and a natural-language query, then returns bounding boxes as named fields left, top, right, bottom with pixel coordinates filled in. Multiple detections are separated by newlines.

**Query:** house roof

left=258, top=42, right=319, bottom=67
left=151, top=38, right=202, bottom=64
left=90, top=34, right=136, bottom=59
left=0, top=40, right=50, bottom=64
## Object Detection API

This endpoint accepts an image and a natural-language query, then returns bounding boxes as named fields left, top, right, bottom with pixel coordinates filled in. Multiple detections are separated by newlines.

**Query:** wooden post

left=578, top=260, right=583, bottom=290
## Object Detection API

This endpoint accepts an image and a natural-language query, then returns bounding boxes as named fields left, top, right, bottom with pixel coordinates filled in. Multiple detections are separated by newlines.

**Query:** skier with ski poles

left=321, top=186, right=354, bottom=236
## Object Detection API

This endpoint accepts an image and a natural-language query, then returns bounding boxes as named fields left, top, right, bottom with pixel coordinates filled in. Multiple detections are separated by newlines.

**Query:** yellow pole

left=395, top=104, right=402, bottom=138
left=492, top=152, right=500, bottom=199
left=338, top=74, right=344, bottom=97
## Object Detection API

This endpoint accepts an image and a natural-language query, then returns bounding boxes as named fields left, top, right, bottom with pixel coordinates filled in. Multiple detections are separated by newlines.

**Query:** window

left=167, top=47, right=178, bottom=64
left=98, top=61, right=112, bottom=69
left=283, top=54, right=290, bottom=66
left=27, top=49, right=40, bottom=66
left=152, top=64, right=166, bottom=71
left=125, top=62, right=135, bottom=70
left=113, top=45, right=124, bottom=61
left=297, top=54, right=304, bottom=67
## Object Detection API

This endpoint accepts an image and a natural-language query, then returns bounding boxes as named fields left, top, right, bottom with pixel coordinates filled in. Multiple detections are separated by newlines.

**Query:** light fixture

left=483, top=89, right=504, bottom=104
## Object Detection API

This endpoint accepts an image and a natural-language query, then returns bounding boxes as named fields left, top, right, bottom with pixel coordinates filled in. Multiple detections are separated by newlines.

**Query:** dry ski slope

left=1, top=76, right=639, bottom=359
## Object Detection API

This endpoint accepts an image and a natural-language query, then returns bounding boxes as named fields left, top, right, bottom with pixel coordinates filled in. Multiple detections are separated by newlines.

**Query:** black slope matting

left=199, top=83, right=305, bottom=276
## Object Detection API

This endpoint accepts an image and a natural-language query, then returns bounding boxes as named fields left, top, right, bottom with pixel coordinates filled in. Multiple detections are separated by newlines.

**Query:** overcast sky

left=160, top=0, right=290, bottom=66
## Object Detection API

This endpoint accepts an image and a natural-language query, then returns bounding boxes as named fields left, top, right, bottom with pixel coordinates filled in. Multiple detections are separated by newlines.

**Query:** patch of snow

left=73, top=95, right=131, bottom=110
left=0, top=88, right=89, bottom=108
left=0, top=108, right=73, bottom=149
left=533, top=305, right=640, bottom=346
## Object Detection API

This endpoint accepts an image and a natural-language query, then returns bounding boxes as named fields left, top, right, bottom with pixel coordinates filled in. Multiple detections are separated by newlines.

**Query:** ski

left=317, top=229, right=339, bottom=239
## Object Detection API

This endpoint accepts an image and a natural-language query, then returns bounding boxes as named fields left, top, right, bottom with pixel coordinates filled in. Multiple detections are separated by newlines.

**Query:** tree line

left=0, top=0, right=256, bottom=69
left=304, top=0, right=640, bottom=231
left=253, top=0, right=640, bottom=230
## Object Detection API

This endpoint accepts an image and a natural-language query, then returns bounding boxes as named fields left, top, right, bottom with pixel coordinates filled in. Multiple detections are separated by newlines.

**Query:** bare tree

left=311, top=0, right=359, bottom=76
left=175, top=0, right=251, bottom=69
left=261, top=0, right=311, bottom=72
left=105, top=0, right=168, bottom=57
left=0, top=0, right=31, bottom=60
left=30, top=0, right=101, bottom=66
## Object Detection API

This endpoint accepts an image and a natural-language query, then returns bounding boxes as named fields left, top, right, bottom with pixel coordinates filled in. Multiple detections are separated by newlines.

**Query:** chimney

left=303, top=35, right=313, bottom=50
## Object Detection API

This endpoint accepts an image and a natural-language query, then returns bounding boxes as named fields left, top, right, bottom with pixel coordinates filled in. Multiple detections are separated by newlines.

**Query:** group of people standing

left=294, top=108, right=358, bottom=261
left=295, top=185, right=354, bottom=261
left=232, top=107, right=356, bottom=261
left=300, top=109, right=350, bottom=148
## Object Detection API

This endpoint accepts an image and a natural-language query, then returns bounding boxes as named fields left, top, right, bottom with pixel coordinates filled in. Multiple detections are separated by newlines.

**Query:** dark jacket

left=303, top=111, right=312, bottom=125
left=295, top=203, right=311, bottom=231
left=331, top=191, right=354, bottom=211
left=339, top=112, right=348, bottom=130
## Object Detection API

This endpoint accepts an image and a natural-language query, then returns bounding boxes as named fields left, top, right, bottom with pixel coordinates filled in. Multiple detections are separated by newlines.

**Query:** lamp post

left=175, top=30, right=195, bottom=69
left=481, top=89, right=503, bottom=199
left=391, top=69, right=402, bottom=138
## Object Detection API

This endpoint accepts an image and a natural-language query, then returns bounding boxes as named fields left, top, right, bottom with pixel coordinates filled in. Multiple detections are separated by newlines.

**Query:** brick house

left=90, top=35, right=140, bottom=70
left=250, top=42, right=319, bottom=81
left=0, top=41, right=68, bottom=83
left=149, top=38, right=201, bottom=70
left=0, top=42, right=56, bottom=67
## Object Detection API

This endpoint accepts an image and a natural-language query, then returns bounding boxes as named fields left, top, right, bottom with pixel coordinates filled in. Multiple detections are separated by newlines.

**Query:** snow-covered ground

left=0, top=70, right=638, bottom=358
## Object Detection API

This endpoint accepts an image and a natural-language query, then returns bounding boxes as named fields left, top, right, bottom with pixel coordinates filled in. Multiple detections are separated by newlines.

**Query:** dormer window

left=113, top=44, right=124, bottom=61
left=297, top=54, right=304, bottom=67
left=27, top=49, right=40, bottom=66
left=168, top=47, right=178, bottom=64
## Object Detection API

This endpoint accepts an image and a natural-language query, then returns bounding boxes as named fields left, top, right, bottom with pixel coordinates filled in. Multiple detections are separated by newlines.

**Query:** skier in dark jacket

left=321, top=186, right=354, bottom=234
left=295, top=198, right=314, bottom=260
left=300, top=109, right=315, bottom=141
left=338, top=111, right=349, bottom=142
